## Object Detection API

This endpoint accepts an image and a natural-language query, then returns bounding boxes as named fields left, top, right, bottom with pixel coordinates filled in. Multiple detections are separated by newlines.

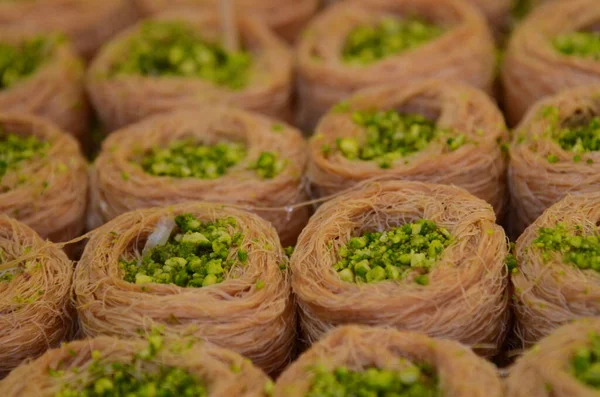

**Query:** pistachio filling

left=111, top=21, right=252, bottom=89
left=533, top=223, right=600, bottom=272
left=554, top=116, right=600, bottom=154
left=553, top=31, right=600, bottom=61
left=0, top=131, right=49, bottom=185
left=572, top=332, right=600, bottom=389
left=306, top=360, right=439, bottom=397
left=140, top=139, right=246, bottom=180
left=537, top=108, right=599, bottom=164
left=120, top=214, right=246, bottom=288
left=139, top=139, right=285, bottom=180
left=342, top=17, right=445, bottom=65
left=334, top=220, right=452, bottom=285
left=54, top=334, right=207, bottom=397
left=331, top=110, right=464, bottom=168
left=0, top=36, right=54, bottom=90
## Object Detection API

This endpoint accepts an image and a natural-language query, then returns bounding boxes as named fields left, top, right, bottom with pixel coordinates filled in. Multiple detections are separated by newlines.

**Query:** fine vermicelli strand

left=502, top=0, right=600, bottom=126
left=295, top=0, right=496, bottom=130
left=0, top=0, right=138, bottom=59
left=86, top=11, right=292, bottom=132
left=508, top=85, right=600, bottom=235
left=133, top=0, right=319, bottom=42
left=89, top=107, right=309, bottom=246
left=0, top=216, right=73, bottom=376
left=0, top=113, right=88, bottom=242
left=275, top=325, right=504, bottom=397
left=74, top=202, right=295, bottom=375
left=0, top=335, right=271, bottom=396
left=308, top=79, right=508, bottom=216
left=511, top=193, right=600, bottom=346
left=506, top=318, right=600, bottom=397
left=291, top=180, right=510, bottom=357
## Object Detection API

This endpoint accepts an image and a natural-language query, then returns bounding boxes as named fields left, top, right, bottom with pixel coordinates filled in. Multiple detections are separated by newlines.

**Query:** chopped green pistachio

left=120, top=214, right=246, bottom=288
left=0, top=272, right=14, bottom=282
left=338, top=268, right=354, bottom=282
left=533, top=222, right=600, bottom=272
left=338, top=138, right=360, bottom=159
left=0, top=36, right=55, bottom=90
left=553, top=31, right=600, bottom=61
left=135, top=274, right=153, bottom=285
left=0, top=131, right=49, bottom=185
left=342, top=17, right=445, bottom=65
left=547, top=154, right=559, bottom=163
left=284, top=246, right=294, bottom=257
left=248, top=151, right=286, bottom=179
left=505, top=254, right=518, bottom=274
left=447, top=134, right=466, bottom=151
left=334, top=110, right=464, bottom=168
left=571, top=332, right=600, bottom=389
left=334, top=220, right=452, bottom=284
left=111, top=21, right=252, bottom=89
left=139, top=139, right=246, bottom=180
left=306, top=361, right=439, bottom=397
left=55, top=332, right=207, bottom=397
left=237, top=249, right=248, bottom=262
left=264, top=380, right=274, bottom=396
